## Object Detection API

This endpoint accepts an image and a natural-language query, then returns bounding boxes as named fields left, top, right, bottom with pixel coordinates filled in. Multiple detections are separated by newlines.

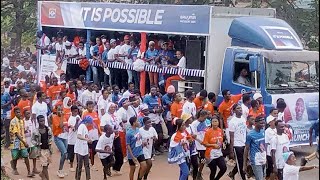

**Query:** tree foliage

left=1, top=0, right=318, bottom=52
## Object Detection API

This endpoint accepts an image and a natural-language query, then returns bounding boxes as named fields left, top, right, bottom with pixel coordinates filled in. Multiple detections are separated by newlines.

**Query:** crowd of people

left=0, top=31, right=319, bottom=180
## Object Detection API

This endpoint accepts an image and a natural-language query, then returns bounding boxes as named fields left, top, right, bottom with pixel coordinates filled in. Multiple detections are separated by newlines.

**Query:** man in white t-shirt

left=119, top=35, right=133, bottom=84
left=241, top=94, right=251, bottom=119
left=283, top=151, right=318, bottom=180
left=165, top=50, right=186, bottom=90
left=228, top=104, right=247, bottom=180
left=67, top=106, right=81, bottom=172
left=182, top=90, right=196, bottom=118
left=64, top=42, right=78, bottom=58
left=96, top=124, right=115, bottom=179
left=271, top=120, right=290, bottom=180
left=107, top=39, right=119, bottom=86
left=79, top=82, right=95, bottom=108
left=36, top=30, right=51, bottom=54
left=31, top=92, right=48, bottom=128
left=74, top=116, right=93, bottom=180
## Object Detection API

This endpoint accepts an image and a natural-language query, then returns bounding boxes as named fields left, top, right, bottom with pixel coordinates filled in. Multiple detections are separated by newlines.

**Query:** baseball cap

left=110, top=39, right=116, bottom=44
left=65, top=41, right=71, bottom=46
left=166, top=85, right=175, bottom=94
left=181, top=113, right=192, bottom=122
left=282, top=151, right=294, bottom=163
left=253, top=93, right=263, bottom=100
left=149, top=41, right=155, bottom=46
left=266, top=115, right=276, bottom=124
left=124, top=35, right=130, bottom=40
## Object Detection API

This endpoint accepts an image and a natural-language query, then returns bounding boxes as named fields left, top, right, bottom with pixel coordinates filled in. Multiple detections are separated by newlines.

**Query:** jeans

left=67, top=144, right=75, bottom=163
left=252, top=165, right=265, bottom=180
left=112, top=137, right=123, bottom=171
left=76, top=154, right=90, bottom=180
left=132, top=71, right=140, bottom=90
left=266, top=155, right=273, bottom=177
left=4, top=118, right=10, bottom=148
left=229, top=146, right=246, bottom=180
left=86, top=66, right=98, bottom=84
left=127, top=70, right=133, bottom=84
left=54, top=136, right=68, bottom=170
left=208, top=156, right=227, bottom=180
left=179, top=162, right=189, bottom=180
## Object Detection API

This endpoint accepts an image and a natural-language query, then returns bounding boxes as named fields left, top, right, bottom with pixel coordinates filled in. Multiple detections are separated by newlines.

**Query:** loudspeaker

left=185, top=40, right=203, bottom=81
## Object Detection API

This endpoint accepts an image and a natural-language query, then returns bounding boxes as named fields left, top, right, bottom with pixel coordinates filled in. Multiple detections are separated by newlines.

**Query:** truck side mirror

left=249, top=55, right=259, bottom=72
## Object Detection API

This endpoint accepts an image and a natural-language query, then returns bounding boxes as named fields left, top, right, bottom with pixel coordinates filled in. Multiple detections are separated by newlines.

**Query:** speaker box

left=185, top=40, right=203, bottom=81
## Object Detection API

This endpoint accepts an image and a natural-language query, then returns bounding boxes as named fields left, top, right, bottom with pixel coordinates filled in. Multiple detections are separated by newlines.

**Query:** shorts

left=40, top=149, right=52, bottom=166
left=28, top=146, right=39, bottom=159
left=100, top=155, right=115, bottom=167
left=128, top=154, right=145, bottom=166
left=198, top=150, right=206, bottom=161
left=11, top=149, right=29, bottom=160
left=152, top=123, right=163, bottom=134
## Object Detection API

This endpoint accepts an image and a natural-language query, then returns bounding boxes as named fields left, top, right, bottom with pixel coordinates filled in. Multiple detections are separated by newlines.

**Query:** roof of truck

left=228, top=17, right=304, bottom=50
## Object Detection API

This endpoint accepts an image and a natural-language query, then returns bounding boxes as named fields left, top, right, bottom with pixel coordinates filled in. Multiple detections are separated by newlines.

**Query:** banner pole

left=140, top=32, right=147, bottom=96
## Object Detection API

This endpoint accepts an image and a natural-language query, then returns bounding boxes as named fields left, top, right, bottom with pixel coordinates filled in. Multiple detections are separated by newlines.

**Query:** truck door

left=218, top=49, right=261, bottom=105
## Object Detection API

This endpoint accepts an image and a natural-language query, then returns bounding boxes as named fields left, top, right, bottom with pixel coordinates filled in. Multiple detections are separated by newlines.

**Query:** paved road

left=2, top=145, right=319, bottom=180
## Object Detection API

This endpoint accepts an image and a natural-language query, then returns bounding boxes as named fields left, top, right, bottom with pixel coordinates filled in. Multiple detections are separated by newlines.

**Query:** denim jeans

left=86, top=66, right=98, bottom=84
left=54, top=136, right=68, bottom=170
left=252, top=165, right=265, bottom=180
left=132, top=71, right=140, bottom=90
left=127, top=70, right=133, bottom=84
left=179, top=162, right=189, bottom=180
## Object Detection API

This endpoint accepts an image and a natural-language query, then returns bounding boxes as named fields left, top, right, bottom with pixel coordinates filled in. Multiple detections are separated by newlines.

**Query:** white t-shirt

left=68, top=115, right=81, bottom=145
left=107, top=48, right=118, bottom=61
left=177, top=56, right=186, bottom=68
left=182, top=101, right=196, bottom=117
left=65, top=46, right=78, bottom=56
left=127, top=106, right=139, bottom=120
left=119, top=44, right=132, bottom=63
left=265, top=127, right=277, bottom=156
left=55, top=43, right=65, bottom=52
left=74, top=124, right=89, bottom=156
left=101, top=113, right=121, bottom=132
left=24, top=119, right=36, bottom=147
left=78, top=47, right=86, bottom=57
left=228, top=116, right=247, bottom=147
left=190, top=120, right=206, bottom=150
left=241, top=103, right=249, bottom=119
left=97, top=96, right=110, bottom=119
left=271, top=134, right=290, bottom=169
left=283, top=164, right=300, bottom=180
left=79, top=90, right=95, bottom=107
left=139, top=127, right=158, bottom=159
left=96, top=133, right=115, bottom=159
left=32, top=101, right=48, bottom=128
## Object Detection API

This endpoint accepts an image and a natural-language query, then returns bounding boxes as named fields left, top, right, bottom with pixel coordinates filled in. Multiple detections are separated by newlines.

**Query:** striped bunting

left=67, top=58, right=205, bottom=77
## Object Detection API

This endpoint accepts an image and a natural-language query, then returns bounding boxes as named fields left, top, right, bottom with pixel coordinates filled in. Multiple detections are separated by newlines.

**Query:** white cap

left=60, top=80, right=66, bottom=84
left=149, top=41, right=155, bottom=46
left=65, top=41, right=71, bottom=46
left=266, top=115, right=276, bottom=124
left=253, top=93, right=263, bottom=100
left=110, top=39, right=116, bottom=44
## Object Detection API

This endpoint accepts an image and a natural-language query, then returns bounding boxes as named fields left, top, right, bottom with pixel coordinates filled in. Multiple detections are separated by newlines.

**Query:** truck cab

left=217, top=17, right=319, bottom=146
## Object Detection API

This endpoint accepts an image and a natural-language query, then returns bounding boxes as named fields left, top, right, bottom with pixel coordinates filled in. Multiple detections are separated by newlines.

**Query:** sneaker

left=106, top=167, right=112, bottom=177
left=151, top=157, right=155, bottom=161
left=196, top=173, right=204, bottom=180
left=227, top=172, right=235, bottom=180
left=124, top=157, right=128, bottom=163
left=27, top=172, right=35, bottom=177
left=33, top=168, right=41, bottom=174
left=155, top=150, right=161, bottom=155
left=70, top=167, right=76, bottom=172
left=91, top=165, right=98, bottom=171
left=57, top=170, right=65, bottom=178
left=113, top=170, right=123, bottom=176
left=300, top=157, right=308, bottom=166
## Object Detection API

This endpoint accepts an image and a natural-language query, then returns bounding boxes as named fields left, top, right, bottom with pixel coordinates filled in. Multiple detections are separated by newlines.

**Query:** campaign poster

left=261, top=26, right=303, bottom=50
left=272, top=93, right=319, bottom=146
left=39, top=55, right=67, bottom=82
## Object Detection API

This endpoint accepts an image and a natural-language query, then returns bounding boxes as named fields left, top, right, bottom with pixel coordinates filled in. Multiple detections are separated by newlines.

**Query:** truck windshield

left=265, top=60, right=319, bottom=90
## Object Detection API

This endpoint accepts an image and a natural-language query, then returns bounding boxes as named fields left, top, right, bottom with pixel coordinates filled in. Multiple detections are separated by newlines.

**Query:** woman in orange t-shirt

left=62, top=97, right=72, bottom=119
left=202, top=116, right=227, bottom=180
left=52, top=105, right=69, bottom=177
left=170, top=93, right=184, bottom=120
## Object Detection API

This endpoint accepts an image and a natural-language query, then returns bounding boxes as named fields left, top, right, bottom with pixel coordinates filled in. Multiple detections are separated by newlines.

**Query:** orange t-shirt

left=66, top=92, right=76, bottom=104
left=40, top=81, right=47, bottom=93
left=17, top=99, right=31, bottom=116
left=218, top=94, right=242, bottom=128
left=203, top=101, right=214, bottom=115
left=202, top=128, right=224, bottom=159
left=170, top=101, right=184, bottom=119
left=82, top=111, right=101, bottom=135
left=63, top=107, right=71, bottom=120
left=257, top=104, right=265, bottom=117
left=249, top=108, right=264, bottom=119
left=193, top=97, right=203, bottom=111
left=48, top=85, right=63, bottom=101
left=52, top=114, right=68, bottom=136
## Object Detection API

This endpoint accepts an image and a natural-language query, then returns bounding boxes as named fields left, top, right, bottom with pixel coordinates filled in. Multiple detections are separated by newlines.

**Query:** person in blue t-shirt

left=244, top=115, right=267, bottom=180
left=126, top=116, right=147, bottom=180
left=1, top=84, right=11, bottom=148
left=301, top=119, right=319, bottom=166
left=128, top=40, right=140, bottom=90
left=145, top=41, right=160, bottom=87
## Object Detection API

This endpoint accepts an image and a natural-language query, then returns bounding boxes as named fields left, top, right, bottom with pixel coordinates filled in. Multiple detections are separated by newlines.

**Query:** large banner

left=39, top=1, right=211, bottom=35
left=272, top=93, right=319, bottom=146
left=39, top=55, right=67, bottom=82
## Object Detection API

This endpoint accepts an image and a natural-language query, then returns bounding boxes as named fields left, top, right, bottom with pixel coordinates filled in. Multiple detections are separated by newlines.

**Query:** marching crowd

left=1, top=30, right=319, bottom=180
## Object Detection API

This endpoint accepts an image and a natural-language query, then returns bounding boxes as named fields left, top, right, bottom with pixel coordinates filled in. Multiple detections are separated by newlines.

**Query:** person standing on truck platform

left=218, top=89, right=252, bottom=129
left=253, top=93, right=265, bottom=117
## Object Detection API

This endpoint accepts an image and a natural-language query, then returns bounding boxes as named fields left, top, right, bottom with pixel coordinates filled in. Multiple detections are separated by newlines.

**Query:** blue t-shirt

left=102, top=49, right=109, bottom=63
left=145, top=49, right=159, bottom=65
left=143, top=95, right=160, bottom=111
left=128, top=47, right=139, bottom=61
left=162, top=94, right=173, bottom=112
left=1, top=92, right=11, bottom=119
left=246, top=129, right=267, bottom=165
left=126, top=127, right=143, bottom=159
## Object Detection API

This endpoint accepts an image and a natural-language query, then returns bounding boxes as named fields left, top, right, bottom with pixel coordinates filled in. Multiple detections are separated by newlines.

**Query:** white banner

left=39, top=55, right=67, bottom=82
